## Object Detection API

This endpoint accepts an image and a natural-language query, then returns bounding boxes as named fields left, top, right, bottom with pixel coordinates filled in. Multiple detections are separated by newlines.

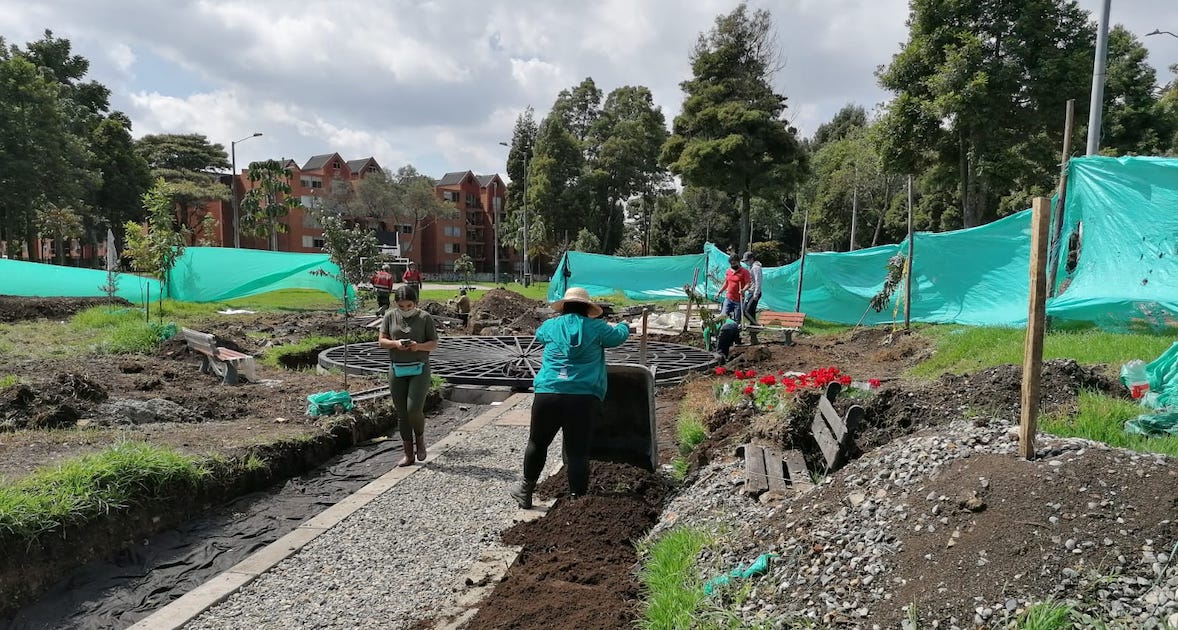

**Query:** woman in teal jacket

left=509, top=287, right=630, bottom=508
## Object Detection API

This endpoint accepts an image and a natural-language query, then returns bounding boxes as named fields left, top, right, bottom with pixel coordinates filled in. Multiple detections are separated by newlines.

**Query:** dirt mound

left=0, top=296, right=132, bottom=323
left=0, top=373, right=109, bottom=431
left=467, top=289, right=547, bottom=335
left=470, top=462, right=670, bottom=629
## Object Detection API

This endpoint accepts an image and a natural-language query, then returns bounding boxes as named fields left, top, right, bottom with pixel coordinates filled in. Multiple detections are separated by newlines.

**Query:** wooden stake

left=640, top=308, right=650, bottom=366
left=795, top=204, right=809, bottom=313
left=904, top=175, right=914, bottom=330
left=1048, top=99, right=1076, bottom=298
left=1020, top=197, right=1052, bottom=460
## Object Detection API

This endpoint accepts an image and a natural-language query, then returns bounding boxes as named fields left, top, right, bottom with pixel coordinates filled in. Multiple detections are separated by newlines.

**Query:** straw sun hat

left=551, top=287, right=603, bottom=318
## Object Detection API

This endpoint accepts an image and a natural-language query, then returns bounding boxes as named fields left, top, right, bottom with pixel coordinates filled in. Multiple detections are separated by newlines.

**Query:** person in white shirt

left=741, top=251, right=763, bottom=342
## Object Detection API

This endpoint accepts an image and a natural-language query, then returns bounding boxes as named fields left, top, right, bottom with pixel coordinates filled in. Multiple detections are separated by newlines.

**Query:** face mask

left=399, top=307, right=419, bottom=316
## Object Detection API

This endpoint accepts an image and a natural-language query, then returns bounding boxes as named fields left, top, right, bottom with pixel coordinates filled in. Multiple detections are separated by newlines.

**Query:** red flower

left=715, top=366, right=727, bottom=375
left=742, top=385, right=755, bottom=395
left=734, top=370, right=746, bottom=379
left=839, top=375, right=852, bottom=386
left=785, top=382, right=797, bottom=393
left=759, top=375, right=776, bottom=386
left=869, top=378, right=882, bottom=388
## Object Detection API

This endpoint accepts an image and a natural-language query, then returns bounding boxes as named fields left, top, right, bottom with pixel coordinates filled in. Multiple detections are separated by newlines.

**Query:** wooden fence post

left=1020, top=197, right=1052, bottom=459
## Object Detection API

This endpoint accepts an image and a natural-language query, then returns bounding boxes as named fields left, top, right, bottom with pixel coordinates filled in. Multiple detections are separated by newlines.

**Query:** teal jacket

left=533, top=314, right=630, bottom=400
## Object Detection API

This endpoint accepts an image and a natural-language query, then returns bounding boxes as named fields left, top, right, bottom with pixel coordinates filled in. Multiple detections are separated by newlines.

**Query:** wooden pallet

left=735, top=444, right=814, bottom=495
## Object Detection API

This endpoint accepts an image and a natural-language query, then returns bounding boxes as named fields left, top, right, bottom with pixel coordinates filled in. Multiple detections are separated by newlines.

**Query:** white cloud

left=2, top=0, right=1174, bottom=180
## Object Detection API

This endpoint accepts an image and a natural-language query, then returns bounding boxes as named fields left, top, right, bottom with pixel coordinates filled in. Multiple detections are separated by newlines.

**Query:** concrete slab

left=125, top=571, right=254, bottom=630
left=226, top=526, right=327, bottom=576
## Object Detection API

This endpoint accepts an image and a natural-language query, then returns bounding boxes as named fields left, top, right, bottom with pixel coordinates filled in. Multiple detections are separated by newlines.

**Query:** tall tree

left=35, top=202, right=83, bottom=264
left=661, top=3, right=805, bottom=253
left=239, top=159, right=299, bottom=250
left=528, top=114, right=584, bottom=252
left=345, top=169, right=400, bottom=221
left=90, top=112, right=151, bottom=244
left=588, top=85, right=670, bottom=253
left=135, top=133, right=230, bottom=238
left=1100, top=26, right=1178, bottom=156
left=876, top=0, right=1093, bottom=228
left=389, top=165, right=455, bottom=254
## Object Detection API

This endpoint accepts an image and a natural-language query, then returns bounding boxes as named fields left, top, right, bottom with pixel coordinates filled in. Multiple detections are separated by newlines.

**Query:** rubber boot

left=414, top=434, right=427, bottom=462
left=509, top=478, right=536, bottom=509
left=397, top=439, right=415, bottom=467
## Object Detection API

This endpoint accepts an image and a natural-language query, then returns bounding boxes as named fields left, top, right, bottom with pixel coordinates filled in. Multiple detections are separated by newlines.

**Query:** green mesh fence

left=551, top=156, right=1178, bottom=330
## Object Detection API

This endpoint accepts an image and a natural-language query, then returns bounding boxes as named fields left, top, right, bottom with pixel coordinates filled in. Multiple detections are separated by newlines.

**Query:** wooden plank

left=810, top=409, right=841, bottom=469
left=762, top=448, right=789, bottom=493
left=845, top=405, right=865, bottom=436
left=782, top=450, right=813, bottom=491
left=817, top=396, right=848, bottom=442
left=1020, top=197, right=1051, bottom=460
left=743, top=445, right=769, bottom=494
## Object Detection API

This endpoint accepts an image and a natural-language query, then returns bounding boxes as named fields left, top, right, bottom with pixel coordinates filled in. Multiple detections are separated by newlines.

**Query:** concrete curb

left=127, top=393, right=535, bottom=630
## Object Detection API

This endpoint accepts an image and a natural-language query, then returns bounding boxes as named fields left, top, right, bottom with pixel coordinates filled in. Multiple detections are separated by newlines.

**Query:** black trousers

left=524, top=392, right=600, bottom=495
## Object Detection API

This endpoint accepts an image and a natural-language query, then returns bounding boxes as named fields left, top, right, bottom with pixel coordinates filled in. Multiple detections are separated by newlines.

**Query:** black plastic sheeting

left=3, top=402, right=485, bottom=630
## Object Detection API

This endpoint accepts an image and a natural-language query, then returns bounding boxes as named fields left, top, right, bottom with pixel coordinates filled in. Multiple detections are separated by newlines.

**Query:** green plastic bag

left=306, top=390, right=354, bottom=417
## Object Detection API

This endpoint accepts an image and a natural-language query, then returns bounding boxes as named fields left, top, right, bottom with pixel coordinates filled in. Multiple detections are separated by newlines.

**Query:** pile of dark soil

left=469, top=461, right=670, bottom=629
left=467, top=289, right=547, bottom=335
left=0, top=296, right=131, bottom=323
left=0, top=373, right=109, bottom=430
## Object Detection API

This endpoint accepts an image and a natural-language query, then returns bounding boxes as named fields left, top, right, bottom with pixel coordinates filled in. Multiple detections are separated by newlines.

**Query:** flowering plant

left=714, top=365, right=880, bottom=412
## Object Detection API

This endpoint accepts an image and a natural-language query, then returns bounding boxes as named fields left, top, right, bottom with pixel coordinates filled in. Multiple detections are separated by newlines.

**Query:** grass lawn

left=910, top=326, right=1178, bottom=378
left=1042, top=391, right=1178, bottom=458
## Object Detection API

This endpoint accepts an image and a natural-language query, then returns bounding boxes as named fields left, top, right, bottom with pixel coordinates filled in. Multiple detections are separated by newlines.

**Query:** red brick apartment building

left=205, top=156, right=507, bottom=275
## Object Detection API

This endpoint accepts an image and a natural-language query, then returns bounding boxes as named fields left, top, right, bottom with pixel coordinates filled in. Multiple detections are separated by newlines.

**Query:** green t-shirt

left=379, top=309, right=438, bottom=365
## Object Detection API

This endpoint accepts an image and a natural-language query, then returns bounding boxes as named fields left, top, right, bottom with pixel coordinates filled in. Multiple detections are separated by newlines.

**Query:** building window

left=300, top=195, right=315, bottom=208
left=444, top=242, right=461, bottom=254
left=303, top=236, right=325, bottom=248
left=300, top=177, right=323, bottom=189
left=399, top=224, right=413, bottom=233
left=443, top=225, right=463, bottom=237
left=466, top=193, right=479, bottom=208
left=332, top=160, right=341, bottom=169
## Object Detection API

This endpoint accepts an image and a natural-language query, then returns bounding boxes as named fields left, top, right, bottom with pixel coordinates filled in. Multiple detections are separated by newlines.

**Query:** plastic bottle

left=1120, top=360, right=1150, bottom=400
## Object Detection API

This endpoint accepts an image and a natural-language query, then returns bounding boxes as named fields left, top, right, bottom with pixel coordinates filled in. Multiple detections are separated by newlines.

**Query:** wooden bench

left=180, top=328, right=257, bottom=385
left=745, top=311, right=806, bottom=345
left=811, top=382, right=865, bottom=471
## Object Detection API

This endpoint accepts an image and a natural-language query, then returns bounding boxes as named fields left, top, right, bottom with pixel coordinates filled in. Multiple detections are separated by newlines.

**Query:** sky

left=2, top=0, right=1176, bottom=180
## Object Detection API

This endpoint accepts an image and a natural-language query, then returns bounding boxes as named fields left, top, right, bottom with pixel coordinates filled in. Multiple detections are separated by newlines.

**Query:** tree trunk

left=959, top=129, right=970, bottom=228
left=872, top=177, right=892, bottom=247
left=739, top=188, right=751, bottom=254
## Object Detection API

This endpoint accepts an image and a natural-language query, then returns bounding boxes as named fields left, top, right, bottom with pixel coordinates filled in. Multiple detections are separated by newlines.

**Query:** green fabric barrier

left=0, top=258, right=161, bottom=303
left=551, top=157, right=1178, bottom=329
left=1049, top=157, right=1178, bottom=330
left=306, top=390, right=355, bottom=417
left=169, top=247, right=351, bottom=302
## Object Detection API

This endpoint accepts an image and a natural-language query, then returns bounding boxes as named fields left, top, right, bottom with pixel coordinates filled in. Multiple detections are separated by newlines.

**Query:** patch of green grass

left=676, top=411, right=707, bottom=456
left=1016, top=600, right=1074, bottom=630
left=69, top=305, right=145, bottom=331
left=670, top=457, right=690, bottom=482
left=1041, top=391, right=1178, bottom=457
left=911, top=326, right=1178, bottom=378
left=803, top=318, right=852, bottom=336
left=638, top=527, right=712, bottom=630
left=261, top=335, right=345, bottom=368
left=0, top=441, right=208, bottom=540
left=98, top=320, right=166, bottom=354
left=225, top=288, right=342, bottom=312
left=0, top=374, right=20, bottom=388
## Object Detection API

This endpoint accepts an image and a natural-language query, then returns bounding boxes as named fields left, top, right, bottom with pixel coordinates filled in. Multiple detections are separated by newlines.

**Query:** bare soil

left=0, top=295, right=132, bottom=323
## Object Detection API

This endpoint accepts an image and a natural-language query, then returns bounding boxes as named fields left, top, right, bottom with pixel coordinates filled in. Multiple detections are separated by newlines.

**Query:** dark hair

left=561, top=302, right=592, bottom=317
left=394, top=285, right=419, bottom=303
left=728, top=254, right=741, bottom=266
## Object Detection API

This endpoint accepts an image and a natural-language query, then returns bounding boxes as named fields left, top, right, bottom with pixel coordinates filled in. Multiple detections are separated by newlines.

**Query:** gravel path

left=183, top=414, right=554, bottom=630
left=653, top=417, right=1178, bottom=629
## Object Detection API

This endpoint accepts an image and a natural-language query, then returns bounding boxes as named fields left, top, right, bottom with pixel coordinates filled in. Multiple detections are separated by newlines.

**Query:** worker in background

left=402, top=261, right=423, bottom=292
left=371, top=264, right=394, bottom=316
left=714, top=254, right=751, bottom=320
left=450, top=288, right=471, bottom=315
left=742, top=251, right=763, bottom=344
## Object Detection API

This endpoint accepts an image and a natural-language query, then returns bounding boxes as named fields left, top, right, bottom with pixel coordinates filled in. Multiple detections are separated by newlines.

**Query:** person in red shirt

left=714, top=254, right=751, bottom=319
left=371, top=264, right=394, bottom=315
left=402, top=262, right=423, bottom=291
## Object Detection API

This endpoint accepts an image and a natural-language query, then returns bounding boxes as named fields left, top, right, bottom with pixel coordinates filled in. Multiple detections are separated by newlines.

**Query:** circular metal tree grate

left=318, top=336, right=717, bottom=387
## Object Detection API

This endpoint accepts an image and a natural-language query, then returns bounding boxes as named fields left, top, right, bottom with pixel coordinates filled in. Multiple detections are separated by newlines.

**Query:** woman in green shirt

left=378, top=285, right=439, bottom=466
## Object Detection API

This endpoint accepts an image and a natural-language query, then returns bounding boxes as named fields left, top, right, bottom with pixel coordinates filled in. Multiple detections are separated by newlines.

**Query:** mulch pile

left=467, top=289, right=547, bottom=335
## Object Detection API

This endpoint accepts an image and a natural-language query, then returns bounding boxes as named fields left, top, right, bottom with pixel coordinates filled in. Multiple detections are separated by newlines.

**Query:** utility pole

left=850, top=162, right=859, bottom=251
left=230, top=132, right=263, bottom=248
left=1086, top=0, right=1111, bottom=155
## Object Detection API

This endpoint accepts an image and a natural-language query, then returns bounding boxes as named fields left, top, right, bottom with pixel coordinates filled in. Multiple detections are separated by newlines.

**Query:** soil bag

left=1122, top=342, right=1178, bottom=436
left=306, top=390, right=354, bottom=417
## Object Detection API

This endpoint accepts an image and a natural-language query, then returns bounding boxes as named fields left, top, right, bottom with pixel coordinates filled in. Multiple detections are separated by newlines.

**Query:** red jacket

left=403, top=269, right=422, bottom=283
left=371, top=270, right=393, bottom=291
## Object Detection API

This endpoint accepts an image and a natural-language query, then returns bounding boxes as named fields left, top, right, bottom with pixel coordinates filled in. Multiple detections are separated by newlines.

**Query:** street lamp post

left=230, top=132, right=263, bottom=248
left=499, top=141, right=530, bottom=286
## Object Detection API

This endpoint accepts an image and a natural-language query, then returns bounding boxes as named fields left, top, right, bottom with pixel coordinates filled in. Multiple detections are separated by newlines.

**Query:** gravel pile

left=184, top=420, right=552, bottom=630
left=653, top=417, right=1178, bottom=629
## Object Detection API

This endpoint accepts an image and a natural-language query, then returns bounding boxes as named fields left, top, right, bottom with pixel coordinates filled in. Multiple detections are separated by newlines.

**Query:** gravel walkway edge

left=127, top=393, right=549, bottom=630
